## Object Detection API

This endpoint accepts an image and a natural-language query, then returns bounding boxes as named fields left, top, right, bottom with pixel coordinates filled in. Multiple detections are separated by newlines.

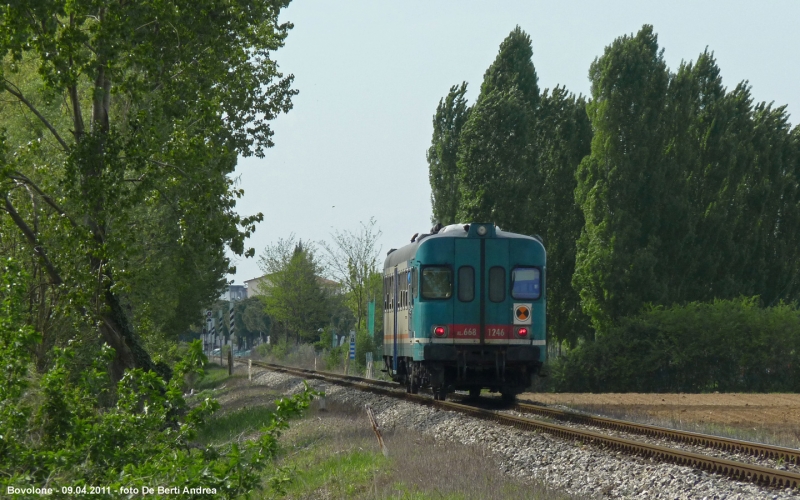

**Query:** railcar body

left=383, top=222, right=545, bottom=400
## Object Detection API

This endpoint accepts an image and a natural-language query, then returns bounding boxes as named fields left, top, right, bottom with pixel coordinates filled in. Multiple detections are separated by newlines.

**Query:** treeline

left=253, top=221, right=384, bottom=350
left=429, top=26, right=800, bottom=391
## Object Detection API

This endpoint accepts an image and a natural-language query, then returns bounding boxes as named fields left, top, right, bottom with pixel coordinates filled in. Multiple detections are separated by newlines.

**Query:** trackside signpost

left=368, top=300, right=375, bottom=340
left=344, top=330, right=355, bottom=375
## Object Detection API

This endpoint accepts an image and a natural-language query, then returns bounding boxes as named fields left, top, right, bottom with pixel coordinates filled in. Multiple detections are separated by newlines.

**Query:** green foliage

left=428, top=24, right=800, bottom=390
left=479, top=26, right=540, bottom=108
left=527, top=87, right=593, bottom=346
left=1, top=0, right=296, bottom=375
left=354, top=327, right=377, bottom=371
left=259, top=237, right=330, bottom=344
left=175, top=339, right=207, bottom=390
left=574, top=26, right=800, bottom=333
left=551, top=298, right=800, bottom=393
left=428, top=82, right=470, bottom=225
left=573, top=25, right=671, bottom=332
left=0, top=257, right=318, bottom=497
left=320, top=218, right=383, bottom=331
left=324, top=345, right=347, bottom=371
left=457, top=86, right=535, bottom=228
left=457, top=27, right=538, bottom=229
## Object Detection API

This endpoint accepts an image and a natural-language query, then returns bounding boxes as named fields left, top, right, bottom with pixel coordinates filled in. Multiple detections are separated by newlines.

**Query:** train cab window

left=511, top=267, right=541, bottom=300
left=488, top=266, right=505, bottom=302
left=458, top=266, right=474, bottom=302
left=421, top=266, right=452, bottom=299
left=411, top=268, right=417, bottom=298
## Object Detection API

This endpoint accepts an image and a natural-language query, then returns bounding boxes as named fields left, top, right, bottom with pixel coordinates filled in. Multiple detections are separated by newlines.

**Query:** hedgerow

left=551, top=297, right=800, bottom=393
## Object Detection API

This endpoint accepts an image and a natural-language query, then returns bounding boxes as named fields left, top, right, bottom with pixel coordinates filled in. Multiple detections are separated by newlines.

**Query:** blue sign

left=349, top=331, right=356, bottom=360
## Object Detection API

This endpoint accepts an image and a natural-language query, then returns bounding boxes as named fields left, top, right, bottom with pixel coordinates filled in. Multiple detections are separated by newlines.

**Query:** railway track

left=249, top=360, right=800, bottom=490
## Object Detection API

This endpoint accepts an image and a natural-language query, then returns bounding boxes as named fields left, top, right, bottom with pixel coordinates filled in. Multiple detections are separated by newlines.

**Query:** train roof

left=383, top=223, right=542, bottom=269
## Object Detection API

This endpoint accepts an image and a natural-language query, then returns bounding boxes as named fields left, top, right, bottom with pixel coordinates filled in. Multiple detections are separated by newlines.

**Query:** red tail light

left=516, top=327, right=529, bottom=337
left=433, top=326, right=446, bottom=337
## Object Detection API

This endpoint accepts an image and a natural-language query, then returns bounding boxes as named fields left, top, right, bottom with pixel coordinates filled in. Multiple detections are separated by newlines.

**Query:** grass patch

left=273, top=399, right=575, bottom=500
left=195, top=363, right=232, bottom=390
left=283, top=448, right=390, bottom=498
left=198, top=404, right=280, bottom=444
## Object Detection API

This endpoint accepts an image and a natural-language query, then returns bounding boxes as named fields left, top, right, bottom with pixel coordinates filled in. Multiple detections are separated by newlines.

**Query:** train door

left=453, top=239, right=480, bottom=344
left=483, top=238, right=510, bottom=345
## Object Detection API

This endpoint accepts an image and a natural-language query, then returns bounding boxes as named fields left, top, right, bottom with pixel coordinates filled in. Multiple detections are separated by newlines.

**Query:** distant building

left=244, top=275, right=273, bottom=298
left=220, top=284, right=246, bottom=301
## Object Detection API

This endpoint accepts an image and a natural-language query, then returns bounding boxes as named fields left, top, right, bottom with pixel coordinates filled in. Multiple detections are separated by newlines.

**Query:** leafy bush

left=324, top=345, right=346, bottom=371
left=0, top=259, right=317, bottom=498
left=551, top=297, right=800, bottom=393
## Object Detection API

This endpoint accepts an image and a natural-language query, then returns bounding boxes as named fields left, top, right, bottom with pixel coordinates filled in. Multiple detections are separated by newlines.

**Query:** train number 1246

left=487, top=328, right=506, bottom=338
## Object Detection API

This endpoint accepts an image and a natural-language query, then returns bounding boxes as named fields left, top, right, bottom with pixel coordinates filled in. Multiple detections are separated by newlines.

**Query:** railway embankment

left=200, top=363, right=572, bottom=499
left=217, top=362, right=800, bottom=499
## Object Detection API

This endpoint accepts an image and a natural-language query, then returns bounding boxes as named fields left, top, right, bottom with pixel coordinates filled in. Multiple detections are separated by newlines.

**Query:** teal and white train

left=383, top=222, right=546, bottom=400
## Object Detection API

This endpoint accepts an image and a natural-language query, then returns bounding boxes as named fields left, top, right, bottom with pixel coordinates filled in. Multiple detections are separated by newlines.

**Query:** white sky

left=228, top=0, right=800, bottom=284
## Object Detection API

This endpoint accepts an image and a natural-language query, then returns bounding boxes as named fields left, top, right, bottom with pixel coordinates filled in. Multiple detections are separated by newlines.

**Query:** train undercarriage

left=385, top=345, right=542, bottom=401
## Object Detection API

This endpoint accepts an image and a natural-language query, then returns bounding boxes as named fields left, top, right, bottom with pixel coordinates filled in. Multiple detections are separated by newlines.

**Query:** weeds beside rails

left=0, top=300, right=319, bottom=500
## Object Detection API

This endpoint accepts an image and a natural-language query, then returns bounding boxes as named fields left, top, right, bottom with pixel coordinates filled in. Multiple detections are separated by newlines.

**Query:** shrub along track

left=248, top=360, right=800, bottom=490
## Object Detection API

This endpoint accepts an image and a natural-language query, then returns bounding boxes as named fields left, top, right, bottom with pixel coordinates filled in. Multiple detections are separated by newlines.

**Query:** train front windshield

left=421, top=266, right=452, bottom=299
left=511, top=267, right=541, bottom=300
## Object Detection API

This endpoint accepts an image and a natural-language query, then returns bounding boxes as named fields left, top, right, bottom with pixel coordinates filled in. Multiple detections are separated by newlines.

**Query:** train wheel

left=469, top=387, right=481, bottom=398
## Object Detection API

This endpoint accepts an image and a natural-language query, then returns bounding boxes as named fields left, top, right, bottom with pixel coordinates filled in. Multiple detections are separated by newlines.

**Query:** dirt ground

left=519, top=392, right=800, bottom=448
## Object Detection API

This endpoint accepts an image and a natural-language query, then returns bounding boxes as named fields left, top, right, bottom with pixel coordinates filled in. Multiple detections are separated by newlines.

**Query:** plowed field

left=519, top=392, right=800, bottom=448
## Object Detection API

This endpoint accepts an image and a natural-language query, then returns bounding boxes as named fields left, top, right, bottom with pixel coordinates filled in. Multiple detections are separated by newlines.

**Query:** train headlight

left=516, top=327, right=529, bottom=338
left=477, top=225, right=487, bottom=236
left=433, top=326, right=447, bottom=337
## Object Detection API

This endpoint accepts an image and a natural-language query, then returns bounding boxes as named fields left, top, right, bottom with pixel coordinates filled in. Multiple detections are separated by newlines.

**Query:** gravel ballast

left=250, top=368, right=799, bottom=499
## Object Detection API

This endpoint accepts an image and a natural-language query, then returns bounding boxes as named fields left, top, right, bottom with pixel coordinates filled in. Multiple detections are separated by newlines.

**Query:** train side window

left=402, top=270, right=407, bottom=309
left=402, top=271, right=407, bottom=309
left=458, top=266, right=474, bottom=302
left=405, top=270, right=409, bottom=307
left=488, top=266, right=505, bottom=302
left=421, top=266, right=452, bottom=299
left=511, top=267, right=541, bottom=300
left=411, top=268, right=417, bottom=298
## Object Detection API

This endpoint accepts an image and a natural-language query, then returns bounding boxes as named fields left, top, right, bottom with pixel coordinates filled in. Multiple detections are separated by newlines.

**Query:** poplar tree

left=532, top=87, right=592, bottom=345
left=428, top=83, right=470, bottom=225
left=573, top=25, right=672, bottom=331
left=457, top=27, right=539, bottom=228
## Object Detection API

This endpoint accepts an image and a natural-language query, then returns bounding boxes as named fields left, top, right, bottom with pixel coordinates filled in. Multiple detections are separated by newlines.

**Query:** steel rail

left=249, top=361, right=800, bottom=490
left=511, top=400, right=800, bottom=466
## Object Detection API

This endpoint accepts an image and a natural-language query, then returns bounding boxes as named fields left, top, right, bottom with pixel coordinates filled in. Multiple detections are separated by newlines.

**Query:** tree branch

left=9, top=171, right=79, bottom=228
left=2, top=80, right=70, bottom=151
left=68, top=13, right=85, bottom=140
left=2, top=195, right=63, bottom=285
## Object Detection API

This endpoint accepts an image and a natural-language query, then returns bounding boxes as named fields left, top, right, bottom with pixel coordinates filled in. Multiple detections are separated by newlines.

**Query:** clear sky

left=228, top=0, right=800, bottom=284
